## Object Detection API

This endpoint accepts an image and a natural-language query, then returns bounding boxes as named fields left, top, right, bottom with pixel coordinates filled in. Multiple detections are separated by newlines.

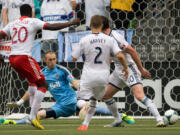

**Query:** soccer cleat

left=0, top=118, right=5, bottom=124
left=79, top=102, right=90, bottom=120
left=6, top=102, right=20, bottom=108
left=36, top=115, right=40, bottom=123
left=121, top=113, right=135, bottom=124
left=104, top=119, right=124, bottom=127
left=31, top=117, right=45, bottom=130
left=0, top=118, right=16, bottom=125
left=156, top=120, right=166, bottom=127
left=4, top=120, right=16, bottom=125
left=77, top=125, right=88, bottom=131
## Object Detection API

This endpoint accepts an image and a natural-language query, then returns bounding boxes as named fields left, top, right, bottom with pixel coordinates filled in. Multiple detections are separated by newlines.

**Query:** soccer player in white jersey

left=101, top=16, right=165, bottom=127
left=2, top=0, right=35, bottom=26
left=72, top=15, right=129, bottom=131
left=0, top=4, right=80, bottom=130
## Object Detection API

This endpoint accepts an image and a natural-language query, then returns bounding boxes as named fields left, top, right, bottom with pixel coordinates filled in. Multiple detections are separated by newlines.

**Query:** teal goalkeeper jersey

left=42, top=65, right=77, bottom=105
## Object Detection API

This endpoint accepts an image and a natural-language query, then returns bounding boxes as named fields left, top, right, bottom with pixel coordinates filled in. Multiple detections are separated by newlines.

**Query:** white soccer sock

left=82, top=99, right=96, bottom=126
left=142, top=97, right=162, bottom=122
left=104, top=98, right=120, bottom=121
left=77, top=100, right=87, bottom=109
left=29, top=88, right=46, bottom=120
left=28, top=85, right=37, bottom=107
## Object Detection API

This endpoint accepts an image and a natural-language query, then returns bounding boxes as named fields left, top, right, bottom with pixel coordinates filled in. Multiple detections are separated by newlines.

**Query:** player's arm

left=125, top=45, right=151, bottom=79
left=44, top=18, right=80, bottom=31
left=72, top=38, right=83, bottom=61
left=116, top=52, right=129, bottom=79
left=114, top=31, right=151, bottom=79
left=0, top=23, right=10, bottom=39
left=2, top=0, right=8, bottom=26
left=112, top=38, right=128, bottom=79
left=66, top=73, right=79, bottom=90
left=71, top=80, right=79, bottom=90
left=2, top=8, right=8, bottom=26
left=125, top=45, right=143, bottom=70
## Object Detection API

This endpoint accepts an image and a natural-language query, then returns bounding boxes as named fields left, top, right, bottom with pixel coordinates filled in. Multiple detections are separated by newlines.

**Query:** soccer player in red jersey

left=0, top=4, right=79, bottom=130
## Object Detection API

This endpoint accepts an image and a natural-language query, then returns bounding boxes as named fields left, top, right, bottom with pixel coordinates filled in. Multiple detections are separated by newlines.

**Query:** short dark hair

left=45, top=51, right=57, bottom=58
left=90, top=15, right=103, bottom=29
left=101, top=16, right=110, bottom=31
left=20, top=4, right=32, bottom=17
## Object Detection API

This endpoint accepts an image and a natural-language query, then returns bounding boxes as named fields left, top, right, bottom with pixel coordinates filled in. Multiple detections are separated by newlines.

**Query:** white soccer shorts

left=77, top=83, right=106, bottom=100
left=109, top=64, right=142, bottom=89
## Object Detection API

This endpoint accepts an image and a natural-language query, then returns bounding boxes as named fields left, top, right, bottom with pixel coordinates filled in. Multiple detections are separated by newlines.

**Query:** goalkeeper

left=3, top=51, right=134, bottom=125
left=3, top=51, right=78, bottom=124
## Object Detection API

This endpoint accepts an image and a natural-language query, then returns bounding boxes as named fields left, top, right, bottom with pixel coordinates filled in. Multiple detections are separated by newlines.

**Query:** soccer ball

left=163, top=109, right=179, bottom=125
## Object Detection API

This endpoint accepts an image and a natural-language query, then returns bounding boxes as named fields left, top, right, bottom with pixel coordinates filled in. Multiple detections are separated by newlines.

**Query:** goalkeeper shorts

left=50, top=102, right=77, bottom=118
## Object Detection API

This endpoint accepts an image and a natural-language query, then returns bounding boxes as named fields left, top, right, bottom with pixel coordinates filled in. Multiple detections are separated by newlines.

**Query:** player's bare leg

left=103, top=84, right=119, bottom=99
left=6, top=83, right=36, bottom=108
left=131, top=84, right=165, bottom=127
left=6, top=90, right=29, bottom=108
left=103, top=84, right=135, bottom=126
left=37, top=110, right=47, bottom=120
left=103, top=84, right=124, bottom=127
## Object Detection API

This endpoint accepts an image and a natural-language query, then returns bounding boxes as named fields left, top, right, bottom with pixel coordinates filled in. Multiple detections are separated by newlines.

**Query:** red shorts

left=9, top=55, right=45, bottom=85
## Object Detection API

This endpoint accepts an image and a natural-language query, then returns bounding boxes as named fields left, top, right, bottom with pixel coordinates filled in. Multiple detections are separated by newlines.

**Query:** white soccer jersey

left=110, top=30, right=135, bottom=69
left=41, top=0, right=73, bottom=40
left=2, top=0, right=35, bottom=23
left=1, top=16, right=47, bottom=56
left=72, top=33, right=120, bottom=86
left=85, top=0, right=110, bottom=27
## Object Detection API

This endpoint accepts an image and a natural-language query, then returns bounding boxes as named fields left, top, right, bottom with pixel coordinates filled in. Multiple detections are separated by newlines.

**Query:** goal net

left=0, top=0, right=180, bottom=119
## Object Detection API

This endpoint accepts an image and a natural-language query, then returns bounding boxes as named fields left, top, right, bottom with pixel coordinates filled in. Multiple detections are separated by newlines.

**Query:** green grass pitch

left=0, top=119, right=180, bottom=135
